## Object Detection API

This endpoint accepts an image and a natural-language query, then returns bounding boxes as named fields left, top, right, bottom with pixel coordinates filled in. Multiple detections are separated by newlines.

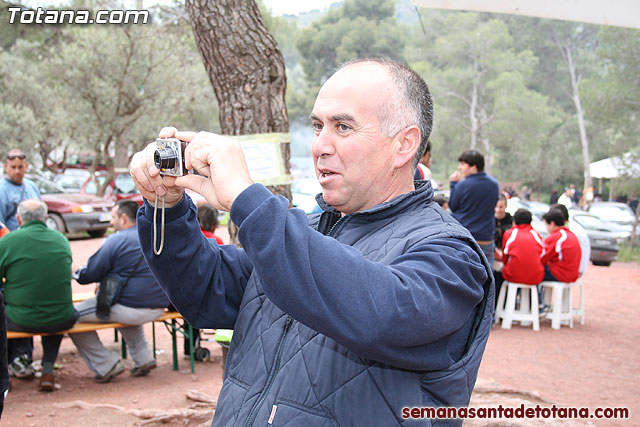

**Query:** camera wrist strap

left=153, top=193, right=165, bottom=255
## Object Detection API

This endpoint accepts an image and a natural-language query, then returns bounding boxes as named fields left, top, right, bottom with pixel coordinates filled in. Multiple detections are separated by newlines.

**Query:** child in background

left=433, top=193, right=449, bottom=211
left=197, top=204, right=224, bottom=245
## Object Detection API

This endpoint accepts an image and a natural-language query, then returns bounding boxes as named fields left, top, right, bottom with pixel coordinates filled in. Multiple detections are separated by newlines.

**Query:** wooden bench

left=7, top=311, right=196, bottom=373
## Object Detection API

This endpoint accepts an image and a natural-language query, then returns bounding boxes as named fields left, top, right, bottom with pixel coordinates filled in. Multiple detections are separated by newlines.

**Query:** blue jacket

left=138, top=182, right=494, bottom=426
left=449, top=172, right=500, bottom=241
left=0, top=177, right=41, bottom=231
left=75, top=226, right=169, bottom=309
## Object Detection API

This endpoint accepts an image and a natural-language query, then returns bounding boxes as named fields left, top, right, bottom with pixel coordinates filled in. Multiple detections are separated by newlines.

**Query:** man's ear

left=393, top=125, right=421, bottom=169
left=16, top=213, right=22, bottom=226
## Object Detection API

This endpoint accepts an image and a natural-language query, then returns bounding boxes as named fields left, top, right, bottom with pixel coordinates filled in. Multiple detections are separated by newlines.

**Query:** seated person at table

left=71, top=200, right=169, bottom=383
left=501, top=208, right=544, bottom=285
left=540, top=208, right=581, bottom=284
left=0, top=199, right=78, bottom=392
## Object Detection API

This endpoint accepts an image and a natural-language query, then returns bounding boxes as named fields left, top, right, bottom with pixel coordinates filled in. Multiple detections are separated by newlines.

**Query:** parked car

left=53, top=169, right=90, bottom=193
left=79, top=168, right=209, bottom=208
left=570, top=211, right=619, bottom=266
left=587, top=202, right=640, bottom=243
left=506, top=198, right=548, bottom=238
left=80, top=168, right=144, bottom=205
left=27, top=174, right=113, bottom=237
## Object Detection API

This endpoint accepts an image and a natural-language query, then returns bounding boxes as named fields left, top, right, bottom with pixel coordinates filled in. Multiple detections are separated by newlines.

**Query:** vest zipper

left=326, top=217, right=344, bottom=236
left=244, top=316, right=293, bottom=427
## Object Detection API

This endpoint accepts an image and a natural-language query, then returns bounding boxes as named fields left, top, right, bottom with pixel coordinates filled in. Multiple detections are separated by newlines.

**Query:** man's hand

left=449, top=171, right=461, bottom=182
left=176, top=131, right=254, bottom=212
left=129, top=127, right=186, bottom=207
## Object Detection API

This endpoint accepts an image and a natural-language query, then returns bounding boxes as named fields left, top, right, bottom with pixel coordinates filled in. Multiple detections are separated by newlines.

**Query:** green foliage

left=413, top=13, right=558, bottom=186
left=0, top=9, right=218, bottom=170
left=0, top=40, right=71, bottom=163
left=582, top=27, right=640, bottom=155
left=296, top=0, right=407, bottom=87
left=618, top=244, right=640, bottom=262
left=3, top=1, right=639, bottom=199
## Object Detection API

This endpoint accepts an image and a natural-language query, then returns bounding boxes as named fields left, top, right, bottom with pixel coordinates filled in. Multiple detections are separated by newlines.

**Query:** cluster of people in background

left=0, top=149, right=227, bottom=406
left=428, top=148, right=588, bottom=315
left=494, top=202, right=585, bottom=312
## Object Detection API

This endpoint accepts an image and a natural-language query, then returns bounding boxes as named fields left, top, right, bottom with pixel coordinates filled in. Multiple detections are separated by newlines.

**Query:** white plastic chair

left=495, top=281, right=540, bottom=331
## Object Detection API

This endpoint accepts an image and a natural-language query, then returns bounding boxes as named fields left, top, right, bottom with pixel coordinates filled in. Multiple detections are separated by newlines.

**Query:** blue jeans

left=538, top=266, right=559, bottom=304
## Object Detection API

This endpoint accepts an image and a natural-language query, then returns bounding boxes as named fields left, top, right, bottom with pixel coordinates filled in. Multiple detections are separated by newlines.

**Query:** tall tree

left=506, top=17, right=600, bottom=191
left=0, top=40, right=70, bottom=167
left=426, top=13, right=542, bottom=175
left=582, top=26, right=640, bottom=157
left=0, top=18, right=217, bottom=193
left=185, top=0, right=290, bottom=242
left=50, top=24, right=211, bottom=194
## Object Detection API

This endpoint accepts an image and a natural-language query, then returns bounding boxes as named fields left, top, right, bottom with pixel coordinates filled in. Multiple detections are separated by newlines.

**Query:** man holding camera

left=70, top=200, right=169, bottom=383
left=130, top=59, right=493, bottom=426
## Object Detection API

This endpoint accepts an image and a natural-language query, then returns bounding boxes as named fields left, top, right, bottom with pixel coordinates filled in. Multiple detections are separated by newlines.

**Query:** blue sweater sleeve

left=137, top=195, right=253, bottom=329
left=75, top=235, right=117, bottom=284
left=232, top=184, right=487, bottom=368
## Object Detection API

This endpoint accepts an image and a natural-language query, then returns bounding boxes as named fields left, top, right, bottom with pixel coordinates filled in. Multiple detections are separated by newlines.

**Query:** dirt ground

left=1, top=233, right=638, bottom=426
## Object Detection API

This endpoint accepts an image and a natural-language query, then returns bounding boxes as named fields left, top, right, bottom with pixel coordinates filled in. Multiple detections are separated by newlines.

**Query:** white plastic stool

left=494, top=281, right=540, bottom=331
left=540, top=281, right=574, bottom=330
left=573, top=279, right=585, bottom=325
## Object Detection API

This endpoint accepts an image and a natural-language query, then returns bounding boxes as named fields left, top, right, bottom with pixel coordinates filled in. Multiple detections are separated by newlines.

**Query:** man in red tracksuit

left=540, top=208, right=581, bottom=283
left=502, top=209, right=544, bottom=285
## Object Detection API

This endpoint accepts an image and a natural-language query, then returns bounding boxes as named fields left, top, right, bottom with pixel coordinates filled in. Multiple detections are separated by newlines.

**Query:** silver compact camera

left=154, top=138, right=188, bottom=177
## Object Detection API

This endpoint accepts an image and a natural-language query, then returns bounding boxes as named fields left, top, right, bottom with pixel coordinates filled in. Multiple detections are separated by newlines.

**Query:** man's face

left=110, top=206, right=123, bottom=231
left=4, top=157, right=28, bottom=184
left=457, top=162, right=475, bottom=178
left=310, top=64, right=404, bottom=214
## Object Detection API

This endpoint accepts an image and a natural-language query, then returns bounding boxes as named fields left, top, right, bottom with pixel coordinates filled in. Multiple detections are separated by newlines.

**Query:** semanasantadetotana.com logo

left=7, top=7, right=149, bottom=25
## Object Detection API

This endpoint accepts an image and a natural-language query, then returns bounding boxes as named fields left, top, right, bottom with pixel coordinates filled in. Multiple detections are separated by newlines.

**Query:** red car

left=28, top=175, right=113, bottom=237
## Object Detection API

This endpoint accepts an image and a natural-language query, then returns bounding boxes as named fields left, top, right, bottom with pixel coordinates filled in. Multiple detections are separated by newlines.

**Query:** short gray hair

left=17, top=199, right=47, bottom=222
left=338, top=58, right=434, bottom=167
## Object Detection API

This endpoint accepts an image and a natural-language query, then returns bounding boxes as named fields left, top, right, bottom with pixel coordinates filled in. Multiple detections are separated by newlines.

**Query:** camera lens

left=154, top=147, right=177, bottom=170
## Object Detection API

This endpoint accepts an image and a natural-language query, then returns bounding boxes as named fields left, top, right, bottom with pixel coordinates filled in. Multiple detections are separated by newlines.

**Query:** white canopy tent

left=589, top=153, right=640, bottom=200
left=412, top=0, right=640, bottom=29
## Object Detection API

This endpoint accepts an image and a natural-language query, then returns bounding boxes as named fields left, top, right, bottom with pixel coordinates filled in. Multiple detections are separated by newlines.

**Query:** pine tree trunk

left=563, top=44, right=592, bottom=192
left=185, top=0, right=291, bottom=243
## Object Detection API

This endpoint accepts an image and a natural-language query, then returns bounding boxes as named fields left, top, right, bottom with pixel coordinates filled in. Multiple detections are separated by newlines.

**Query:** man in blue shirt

left=70, top=200, right=169, bottom=383
left=449, top=149, right=500, bottom=266
left=0, top=149, right=40, bottom=231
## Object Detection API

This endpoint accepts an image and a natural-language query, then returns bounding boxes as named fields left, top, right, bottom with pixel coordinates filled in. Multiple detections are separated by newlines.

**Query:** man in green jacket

left=0, top=199, right=78, bottom=392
